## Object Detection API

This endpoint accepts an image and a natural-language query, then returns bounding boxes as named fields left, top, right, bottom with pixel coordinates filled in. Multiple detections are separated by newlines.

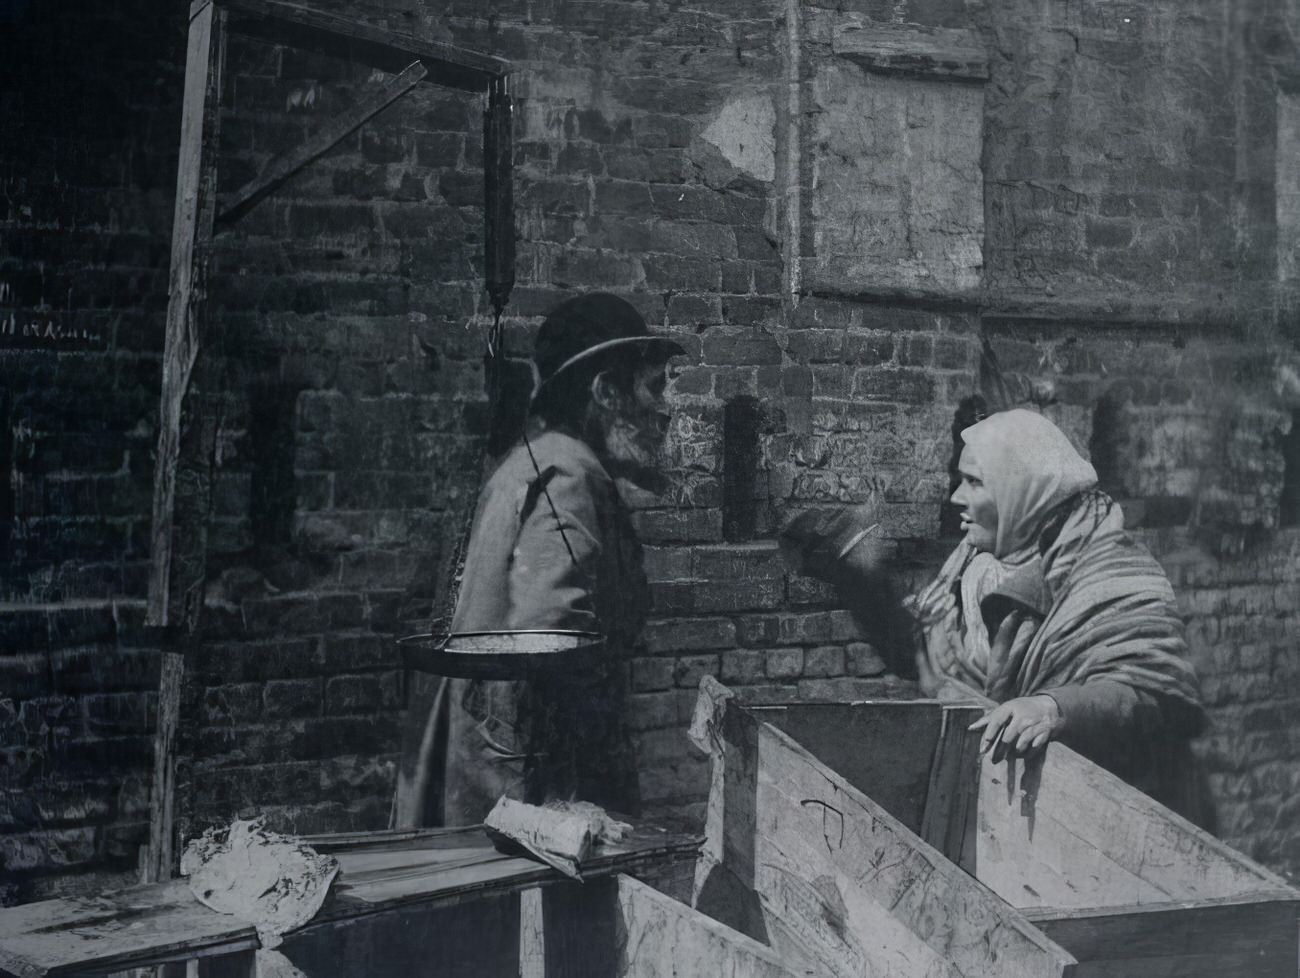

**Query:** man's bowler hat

left=532, top=293, right=685, bottom=390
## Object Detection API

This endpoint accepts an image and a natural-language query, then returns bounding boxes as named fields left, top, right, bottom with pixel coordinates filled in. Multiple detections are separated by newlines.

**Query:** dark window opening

left=723, top=396, right=761, bottom=543
left=248, top=381, right=299, bottom=554
left=940, top=394, right=988, bottom=538
left=0, top=388, right=12, bottom=559
left=1281, top=409, right=1300, bottom=528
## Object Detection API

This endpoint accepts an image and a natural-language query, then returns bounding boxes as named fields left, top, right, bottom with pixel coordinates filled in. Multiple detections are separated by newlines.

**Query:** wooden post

left=143, top=0, right=227, bottom=884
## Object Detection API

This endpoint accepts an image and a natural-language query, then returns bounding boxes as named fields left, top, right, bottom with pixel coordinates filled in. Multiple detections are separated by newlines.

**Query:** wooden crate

left=0, top=823, right=796, bottom=978
left=690, top=683, right=1300, bottom=978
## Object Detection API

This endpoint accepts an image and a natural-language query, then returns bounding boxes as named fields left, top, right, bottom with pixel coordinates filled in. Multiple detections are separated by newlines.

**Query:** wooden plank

left=0, top=824, right=700, bottom=977
left=832, top=20, right=989, bottom=81
left=147, top=0, right=225, bottom=629
left=614, top=875, right=801, bottom=978
left=974, top=741, right=1293, bottom=910
left=705, top=703, right=1077, bottom=978
left=217, top=60, right=427, bottom=226
left=0, top=882, right=258, bottom=978
left=276, top=892, right=521, bottom=978
left=752, top=701, right=945, bottom=833
left=918, top=704, right=983, bottom=871
left=541, top=877, right=618, bottom=978
left=143, top=0, right=227, bottom=887
left=195, top=950, right=256, bottom=978
left=219, top=0, right=507, bottom=91
left=1027, top=893, right=1300, bottom=978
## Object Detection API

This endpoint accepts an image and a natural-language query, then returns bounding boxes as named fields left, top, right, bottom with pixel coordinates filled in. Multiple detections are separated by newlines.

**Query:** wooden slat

left=918, top=704, right=983, bottom=871
left=700, top=702, right=1077, bottom=978
left=0, top=825, right=700, bottom=977
left=147, top=0, right=224, bottom=629
left=276, top=892, right=521, bottom=978
left=0, top=882, right=258, bottom=978
left=218, top=0, right=507, bottom=91
left=752, top=702, right=945, bottom=832
left=1027, top=893, right=1300, bottom=978
left=143, top=0, right=227, bottom=886
left=832, top=20, right=989, bottom=81
left=540, top=877, right=618, bottom=978
left=217, top=60, right=427, bottom=226
left=614, top=875, right=800, bottom=978
left=975, top=741, right=1292, bottom=910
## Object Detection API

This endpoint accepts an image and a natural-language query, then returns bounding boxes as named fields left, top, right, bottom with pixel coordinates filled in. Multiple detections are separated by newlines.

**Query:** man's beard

left=598, top=415, right=670, bottom=494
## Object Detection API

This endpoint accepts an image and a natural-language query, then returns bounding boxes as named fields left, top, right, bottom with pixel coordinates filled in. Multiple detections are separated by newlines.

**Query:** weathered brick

left=701, top=325, right=782, bottom=365
left=803, top=645, right=846, bottom=678
left=846, top=642, right=887, bottom=676
left=720, top=649, right=765, bottom=684
left=643, top=618, right=736, bottom=653
left=765, top=647, right=804, bottom=680
left=632, top=657, right=675, bottom=692
left=673, top=654, right=720, bottom=689
left=263, top=678, right=323, bottom=720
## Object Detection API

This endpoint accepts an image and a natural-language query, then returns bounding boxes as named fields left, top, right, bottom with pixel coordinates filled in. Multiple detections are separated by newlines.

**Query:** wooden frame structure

left=144, top=0, right=513, bottom=883
left=691, top=684, right=1300, bottom=977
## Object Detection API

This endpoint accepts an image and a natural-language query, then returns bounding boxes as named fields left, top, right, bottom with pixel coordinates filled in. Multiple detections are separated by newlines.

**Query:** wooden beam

left=143, top=0, right=227, bottom=885
left=217, top=60, right=427, bottom=226
left=218, top=0, right=508, bottom=91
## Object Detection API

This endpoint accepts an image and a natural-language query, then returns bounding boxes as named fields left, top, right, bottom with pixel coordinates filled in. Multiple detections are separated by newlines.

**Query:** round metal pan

left=397, top=629, right=606, bottom=680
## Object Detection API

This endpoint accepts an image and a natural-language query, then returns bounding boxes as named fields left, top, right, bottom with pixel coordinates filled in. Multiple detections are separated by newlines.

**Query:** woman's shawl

left=914, top=490, right=1204, bottom=724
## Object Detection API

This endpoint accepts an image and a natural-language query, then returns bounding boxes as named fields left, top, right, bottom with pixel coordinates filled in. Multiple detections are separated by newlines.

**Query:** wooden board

left=144, top=0, right=228, bottom=886
left=974, top=742, right=1292, bottom=910
left=0, top=824, right=700, bottom=977
left=219, top=0, right=507, bottom=91
left=696, top=701, right=1077, bottom=978
left=614, top=875, right=800, bottom=978
left=1027, top=892, right=1300, bottom=978
left=277, top=891, right=521, bottom=978
left=218, top=60, right=428, bottom=226
left=750, top=702, right=945, bottom=833
left=918, top=704, right=983, bottom=872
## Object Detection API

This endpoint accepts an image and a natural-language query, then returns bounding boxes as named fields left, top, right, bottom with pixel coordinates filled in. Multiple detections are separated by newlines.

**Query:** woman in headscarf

left=909, top=409, right=1206, bottom=815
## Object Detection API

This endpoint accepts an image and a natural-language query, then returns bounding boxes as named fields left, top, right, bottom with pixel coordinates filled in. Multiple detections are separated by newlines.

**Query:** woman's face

left=951, top=445, right=998, bottom=553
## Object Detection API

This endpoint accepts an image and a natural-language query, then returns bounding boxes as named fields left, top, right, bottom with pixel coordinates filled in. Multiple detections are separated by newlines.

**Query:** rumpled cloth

left=181, top=819, right=338, bottom=950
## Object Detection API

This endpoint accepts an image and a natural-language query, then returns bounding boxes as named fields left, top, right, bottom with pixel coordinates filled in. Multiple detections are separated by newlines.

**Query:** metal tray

left=397, top=629, right=606, bottom=680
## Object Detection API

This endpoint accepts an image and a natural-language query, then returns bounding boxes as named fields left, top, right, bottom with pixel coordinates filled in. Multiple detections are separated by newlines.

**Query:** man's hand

left=968, top=695, right=1064, bottom=761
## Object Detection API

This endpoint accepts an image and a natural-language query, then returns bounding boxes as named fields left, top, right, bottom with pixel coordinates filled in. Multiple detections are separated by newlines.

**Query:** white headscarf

left=961, top=409, right=1099, bottom=559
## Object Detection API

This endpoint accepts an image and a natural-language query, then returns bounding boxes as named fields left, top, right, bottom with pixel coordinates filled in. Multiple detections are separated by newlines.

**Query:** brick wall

left=0, top=1, right=185, bottom=901
left=2, top=0, right=1299, bottom=903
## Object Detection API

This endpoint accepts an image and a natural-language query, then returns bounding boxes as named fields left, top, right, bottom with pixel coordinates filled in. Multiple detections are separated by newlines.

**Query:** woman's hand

left=969, top=695, right=1064, bottom=761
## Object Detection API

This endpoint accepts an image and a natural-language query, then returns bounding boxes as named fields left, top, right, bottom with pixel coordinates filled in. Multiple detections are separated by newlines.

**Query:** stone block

left=263, top=678, right=323, bottom=720
left=643, top=617, right=737, bottom=653
left=632, top=657, right=675, bottom=692
left=803, top=645, right=846, bottom=678
left=846, top=642, right=887, bottom=676
left=673, top=654, right=720, bottom=689
left=721, top=649, right=766, bottom=684
left=701, top=324, right=782, bottom=365
left=765, top=646, right=805, bottom=680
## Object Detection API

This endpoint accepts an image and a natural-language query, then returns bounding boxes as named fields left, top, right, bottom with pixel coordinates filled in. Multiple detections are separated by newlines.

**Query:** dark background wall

left=2, top=0, right=1299, bottom=903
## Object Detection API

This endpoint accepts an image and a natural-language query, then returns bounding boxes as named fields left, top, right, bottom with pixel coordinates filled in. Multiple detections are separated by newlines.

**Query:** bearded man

left=396, top=293, right=683, bottom=827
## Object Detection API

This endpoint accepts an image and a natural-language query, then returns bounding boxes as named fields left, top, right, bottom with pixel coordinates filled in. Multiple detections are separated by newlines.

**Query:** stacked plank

left=690, top=679, right=1300, bottom=978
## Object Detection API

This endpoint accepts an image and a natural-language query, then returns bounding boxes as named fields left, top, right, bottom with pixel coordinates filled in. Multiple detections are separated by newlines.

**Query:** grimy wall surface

left=2, top=0, right=1298, bottom=902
